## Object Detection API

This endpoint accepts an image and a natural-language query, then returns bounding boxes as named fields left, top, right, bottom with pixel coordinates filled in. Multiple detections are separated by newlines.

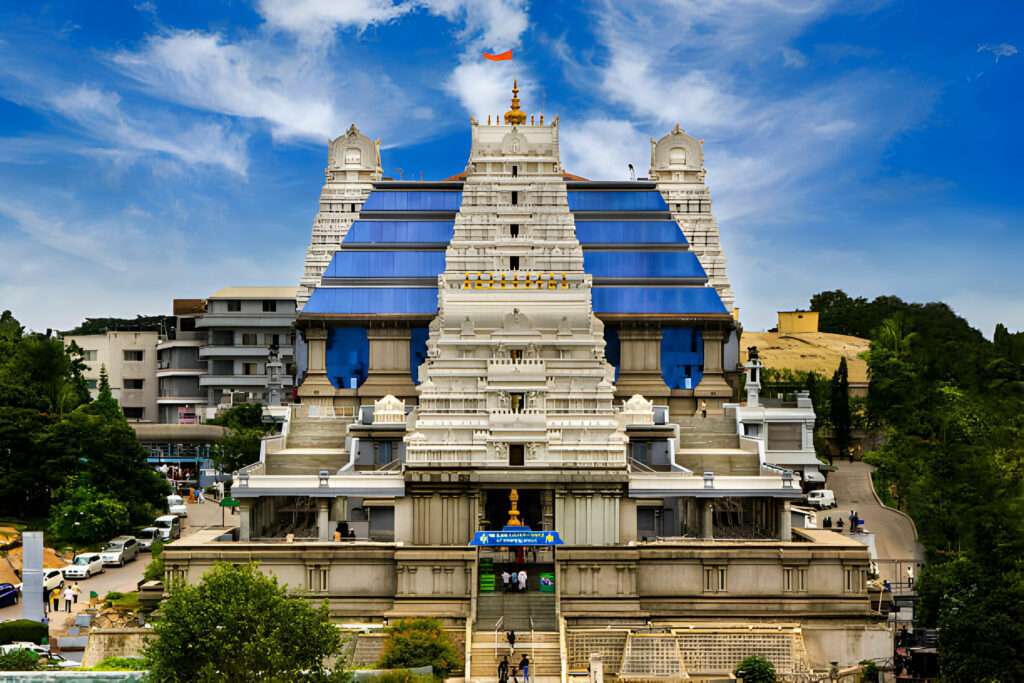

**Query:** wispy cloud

left=978, top=42, right=1018, bottom=62
left=257, top=0, right=412, bottom=44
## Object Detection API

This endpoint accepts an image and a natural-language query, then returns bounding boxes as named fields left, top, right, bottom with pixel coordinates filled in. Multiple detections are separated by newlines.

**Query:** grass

left=105, top=591, right=141, bottom=610
left=870, top=470, right=900, bottom=510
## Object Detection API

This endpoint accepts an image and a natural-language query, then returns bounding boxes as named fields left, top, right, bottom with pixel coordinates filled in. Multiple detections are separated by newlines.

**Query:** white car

left=806, top=489, right=837, bottom=509
left=167, top=494, right=188, bottom=518
left=99, top=536, right=140, bottom=567
left=61, top=553, right=105, bottom=580
left=43, top=568, right=64, bottom=592
left=136, top=527, right=159, bottom=551
left=154, top=515, right=182, bottom=541
left=0, top=643, right=80, bottom=668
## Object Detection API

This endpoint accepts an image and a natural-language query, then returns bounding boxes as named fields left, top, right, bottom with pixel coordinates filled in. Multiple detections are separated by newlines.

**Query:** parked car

left=0, top=582, right=19, bottom=607
left=43, top=568, right=64, bottom=592
left=806, top=489, right=837, bottom=509
left=153, top=515, right=181, bottom=542
left=167, top=494, right=188, bottom=518
left=136, top=527, right=159, bottom=551
left=61, top=553, right=105, bottom=580
left=99, top=536, right=140, bottom=567
left=0, top=643, right=80, bottom=668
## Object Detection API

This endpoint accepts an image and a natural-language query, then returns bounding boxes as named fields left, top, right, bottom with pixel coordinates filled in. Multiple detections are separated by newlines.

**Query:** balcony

left=489, top=409, right=546, bottom=431
left=199, top=375, right=295, bottom=387
left=195, top=314, right=296, bottom=328
left=405, top=447, right=504, bottom=467
left=486, top=358, right=546, bottom=384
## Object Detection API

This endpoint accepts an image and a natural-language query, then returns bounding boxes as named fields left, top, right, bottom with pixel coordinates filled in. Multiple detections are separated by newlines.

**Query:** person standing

left=501, top=570, right=511, bottom=592
left=63, top=584, right=74, bottom=613
left=50, top=587, right=61, bottom=612
left=700, top=400, right=708, bottom=418
left=506, top=630, right=517, bottom=653
left=519, top=654, right=530, bottom=683
left=498, top=655, right=510, bottom=683
left=72, top=582, right=81, bottom=605
left=518, top=569, right=527, bottom=592
left=907, top=564, right=915, bottom=589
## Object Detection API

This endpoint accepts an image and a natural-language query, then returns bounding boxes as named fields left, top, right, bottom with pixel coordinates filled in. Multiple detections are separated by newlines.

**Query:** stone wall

left=80, top=628, right=153, bottom=668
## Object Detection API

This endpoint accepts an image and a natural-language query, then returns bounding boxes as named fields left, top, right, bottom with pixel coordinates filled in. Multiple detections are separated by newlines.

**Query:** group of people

left=822, top=509, right=864, bottom=533
left=44, top=582, right=81, bottom=613
left=498, top=633, right=530, bottom=683
left=501, top=569, right=529, bottom=592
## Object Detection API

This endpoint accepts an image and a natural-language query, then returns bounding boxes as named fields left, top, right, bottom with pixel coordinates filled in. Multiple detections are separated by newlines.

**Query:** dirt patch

left=0, top=541, right=72, bottom=584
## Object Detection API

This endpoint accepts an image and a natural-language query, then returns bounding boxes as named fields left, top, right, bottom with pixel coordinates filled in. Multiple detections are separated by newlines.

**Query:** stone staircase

left=675, top=415, right=759, bottom=475
left=265, top=449, right=348, bottom=475
left=285, top=414, right=349, bottom=449
left=470, top=630, right=561, bottom=682
left=477, top=592, right=557, bottom=631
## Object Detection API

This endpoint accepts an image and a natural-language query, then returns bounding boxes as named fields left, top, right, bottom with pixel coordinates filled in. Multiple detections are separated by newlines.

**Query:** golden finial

left=507, top=488, right=522, bottom=527
left=539, top=113, right=544, bottom=125
left=504, top=80, right=527, bottom=125
left=487, top=114, right=491, bottom=125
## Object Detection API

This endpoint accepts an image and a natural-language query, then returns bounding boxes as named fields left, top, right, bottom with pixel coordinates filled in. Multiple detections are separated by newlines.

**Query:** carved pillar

left=614, top=326, right=669, bottom=400
left=702, top=501, right=714, bottom=540
left=779, top=500, right=792, bottom=541
left=695, top=328, right=733, bottom=410
left=238, top=500, right=252, bottom=541
left=361, top=326, right=416, bottom=399
left=317, top=499, right=330, bottom=541
left=297, top=327, right=336, bottom=408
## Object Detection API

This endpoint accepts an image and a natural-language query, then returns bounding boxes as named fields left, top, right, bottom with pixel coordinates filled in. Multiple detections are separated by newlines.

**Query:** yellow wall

left=778, top=311, right=819, bottom=335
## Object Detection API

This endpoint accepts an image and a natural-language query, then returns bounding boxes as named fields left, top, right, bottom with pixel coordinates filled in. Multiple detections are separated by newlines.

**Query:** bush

left=143, top=540, right=164, bottom=582
left=0, top=619, right=48, bottom=645
left=369, top=670, right=433, bottom=683
left=859, top=660, right=880, bottom=682
left=376, top=618, right=461, bottom=679
left=92, top=656, right=147, bottom=671
left=104, top=591, right=125, bottom=601
left=735, top=655, right=776, bottom=683
left=0, top=648, right=40, bottom=671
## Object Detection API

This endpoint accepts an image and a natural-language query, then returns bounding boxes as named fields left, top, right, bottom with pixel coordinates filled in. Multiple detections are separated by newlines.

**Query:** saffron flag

left=483, top=49, right=513, bottom=61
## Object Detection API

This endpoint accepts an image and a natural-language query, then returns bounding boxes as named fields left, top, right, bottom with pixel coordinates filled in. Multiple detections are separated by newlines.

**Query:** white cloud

left=560, top=118, right=648, bottom=180
left=977, top=42, right=1018, bottom=62
left=782, top=47, right=808, bottom=68
left=257, top=0, right=412, bottom=44
left=421, top=0, right=528, bottom=52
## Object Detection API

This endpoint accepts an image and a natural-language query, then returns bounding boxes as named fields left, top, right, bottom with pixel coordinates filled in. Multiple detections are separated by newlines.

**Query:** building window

left=306, top=566, right=329, bottom=593
left=704, top=565, right=727, bottom=592
left=784, top=567, right=807, bottom=592
left=767, top=423, right=802, bottom=451
left=85, top=379, right=98, bottom=390
left=508, top=444, right=525, bottom=467
left=510, top=223, right=520, bottom=237
left=243, top=362, right=260, bottom=376
left=123, top=350, right=144, bottom=362
left=263, top=300, right=277, bottom=312
left=631, top=441, right=650, bottom=465
left=509, top=256, right=520, bottom=270
left=123, top=407, right=144, bottom=420
left=374, top=440, right=397, bottom=466
left=81, top=350, right=97, bottom=361
left=242, top=333, right=258, bottom=346
left=511, top=191, right=518, bottom=206
left=228, top=300, right=242, bottom=312
left=125, top=379, right=144, bottom=390
left=512, top=165, right=518, bottom=177
left=510, top=392, right=525, bottom=413
left=844, top=567, right=866, bottom=593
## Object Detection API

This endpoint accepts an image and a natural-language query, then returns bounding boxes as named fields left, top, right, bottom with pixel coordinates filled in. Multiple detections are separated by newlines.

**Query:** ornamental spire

left=503, top=80, right=527, bottom=125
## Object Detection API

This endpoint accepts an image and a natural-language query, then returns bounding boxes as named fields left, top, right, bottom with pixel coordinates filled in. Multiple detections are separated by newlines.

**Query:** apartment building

left=63, top=330, right=159, bottom=422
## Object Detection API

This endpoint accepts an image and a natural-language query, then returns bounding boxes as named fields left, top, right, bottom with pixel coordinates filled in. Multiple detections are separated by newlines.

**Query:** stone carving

left=374, top=395, right=406, bottom=424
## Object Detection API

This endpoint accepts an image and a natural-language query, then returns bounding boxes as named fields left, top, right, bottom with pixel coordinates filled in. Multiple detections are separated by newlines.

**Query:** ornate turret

left=503, top=80, right=527, bottom=125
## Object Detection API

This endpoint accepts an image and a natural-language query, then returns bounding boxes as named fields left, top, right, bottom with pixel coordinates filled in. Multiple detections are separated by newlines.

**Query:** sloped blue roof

left=304, top=287, right=439, bottom=315
left=592, top=286, right=727, bottom=315
left=584, top=251, right=707, bottom=279
left=344, top=220, right=454, bottom=244
left=568, top=191, right=669, bottom=212
left=324, top=251, right=445, bottom=278
left=362, top=191, right=462, bottom=211
left=574, top=220, right=687, bottom=245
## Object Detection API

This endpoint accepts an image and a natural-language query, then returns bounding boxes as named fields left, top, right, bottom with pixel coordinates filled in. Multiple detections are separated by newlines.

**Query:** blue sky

left=0, top=1, right=1020, bottom=336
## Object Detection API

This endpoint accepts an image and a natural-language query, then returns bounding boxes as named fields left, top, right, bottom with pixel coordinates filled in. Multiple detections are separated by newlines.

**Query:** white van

left=167, top=494, right=188, bottom=517
left=154, top=515, right=182, bottom=541
left=806, top=489, right=837, bottom=509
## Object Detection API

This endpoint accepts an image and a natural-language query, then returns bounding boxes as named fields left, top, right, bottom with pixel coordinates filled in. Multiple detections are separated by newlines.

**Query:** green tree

left=734, top=654, right=776, bottom=682
left=0, top=648, right=40, bottom=672
left=377, top=618, right=461, bottom=679
left=143, top=540, right=165, bottom=582
left=209, top=403, right=273, bottom=473
left=830, top=357, right=852, bottom=459
left=48, top=481, right=130, bottom=547
left=144, top=562, right=342, bottom=681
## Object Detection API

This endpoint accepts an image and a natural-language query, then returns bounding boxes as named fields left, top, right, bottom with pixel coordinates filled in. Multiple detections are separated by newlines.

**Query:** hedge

left=0, top=619, right=47, bottom=645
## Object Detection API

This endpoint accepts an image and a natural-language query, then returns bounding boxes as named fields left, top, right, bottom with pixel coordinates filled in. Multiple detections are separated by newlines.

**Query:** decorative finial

left=504, top=80, right=527, bottom=125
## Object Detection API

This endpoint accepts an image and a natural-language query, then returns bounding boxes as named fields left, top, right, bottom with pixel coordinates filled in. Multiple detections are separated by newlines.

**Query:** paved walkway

left=826, top=461, right=924, bottom=584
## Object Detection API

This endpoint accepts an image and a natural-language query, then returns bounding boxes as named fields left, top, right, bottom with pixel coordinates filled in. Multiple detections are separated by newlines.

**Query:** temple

left=165, top=83, right=885, bottom=679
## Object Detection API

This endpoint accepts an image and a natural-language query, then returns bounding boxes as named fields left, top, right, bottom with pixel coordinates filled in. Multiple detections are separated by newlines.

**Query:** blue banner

left=470, top=530, right=564, bottom=546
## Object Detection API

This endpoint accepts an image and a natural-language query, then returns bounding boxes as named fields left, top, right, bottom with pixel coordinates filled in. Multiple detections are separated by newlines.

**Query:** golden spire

left=507, top=488, right=523, bottom=527
left=503, top=80, right=527, bottom=125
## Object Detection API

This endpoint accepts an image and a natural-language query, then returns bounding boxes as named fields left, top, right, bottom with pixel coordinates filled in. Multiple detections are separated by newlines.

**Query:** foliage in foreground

left=144, top=562, right=341, bottom=682
left=0, top=619, right=48, bottom=645
left=92, top=656, right=147, bottom=670
left=0, top=648, right=40, bottom=671
left=209, top=402, right=275, bottom=472
left=734, top=654, right=776, bottom=682
left=143, top=539, right=165, bottom=582
left=376, top=618, right=461, bottom=679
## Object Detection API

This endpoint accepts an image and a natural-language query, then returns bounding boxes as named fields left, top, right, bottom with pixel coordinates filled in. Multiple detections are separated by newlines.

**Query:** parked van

left=154, top=515, right=182, bottom=541
left=167, top=494, right=188, bottom=517
left=806, top=489, right=837, bottom=509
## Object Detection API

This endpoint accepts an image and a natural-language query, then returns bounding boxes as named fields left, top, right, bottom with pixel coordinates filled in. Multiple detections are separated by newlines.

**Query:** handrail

left=628, top=457, right=657, bottom=473
left=494, top=615, right=504, bottom=659
left=530, top=616, right=535, bottom=677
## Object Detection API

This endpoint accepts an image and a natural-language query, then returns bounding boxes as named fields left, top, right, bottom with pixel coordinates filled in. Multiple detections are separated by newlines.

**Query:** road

left=0, top=498, right=225, bottom=623
left=826, top=460, right=924, bottom=585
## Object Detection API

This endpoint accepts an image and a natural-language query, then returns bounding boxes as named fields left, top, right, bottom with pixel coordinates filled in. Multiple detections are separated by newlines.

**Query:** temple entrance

left=484, top=488, right=542, bottom=530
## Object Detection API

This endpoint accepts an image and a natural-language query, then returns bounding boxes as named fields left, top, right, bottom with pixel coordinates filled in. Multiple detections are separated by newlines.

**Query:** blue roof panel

left=362, top=191, right=462, bottom=212
left=592, top=286, right=728, bottom=315
left=568, top=191, right=668, bottom=212
left=344, top=220, right=454, bottom=244
left=325, top=251, right=445, bottom=278
left=575, top=220, right=687, bottom=245
left=584, top=251, right=707, bottom=279
left=304, top=287, right=439, bottom=315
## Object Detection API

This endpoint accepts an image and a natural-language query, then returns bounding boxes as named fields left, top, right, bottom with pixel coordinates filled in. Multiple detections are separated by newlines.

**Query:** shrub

left=143, top=540, right=164, bottom=582
left=376, top=618, right=461, bottom=679
left=859, top=660, right=880, bottom=682
left=104, top=591, right=125, bottom=601
left=0, top=619, right=48, bottom=645
left=92, top=656, right=147, bottom=671
left=735, top=655, right=776, bottom=683
left=0, top=648, right=40, bottom=671
left=369, top=670, right=433, bottom=683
